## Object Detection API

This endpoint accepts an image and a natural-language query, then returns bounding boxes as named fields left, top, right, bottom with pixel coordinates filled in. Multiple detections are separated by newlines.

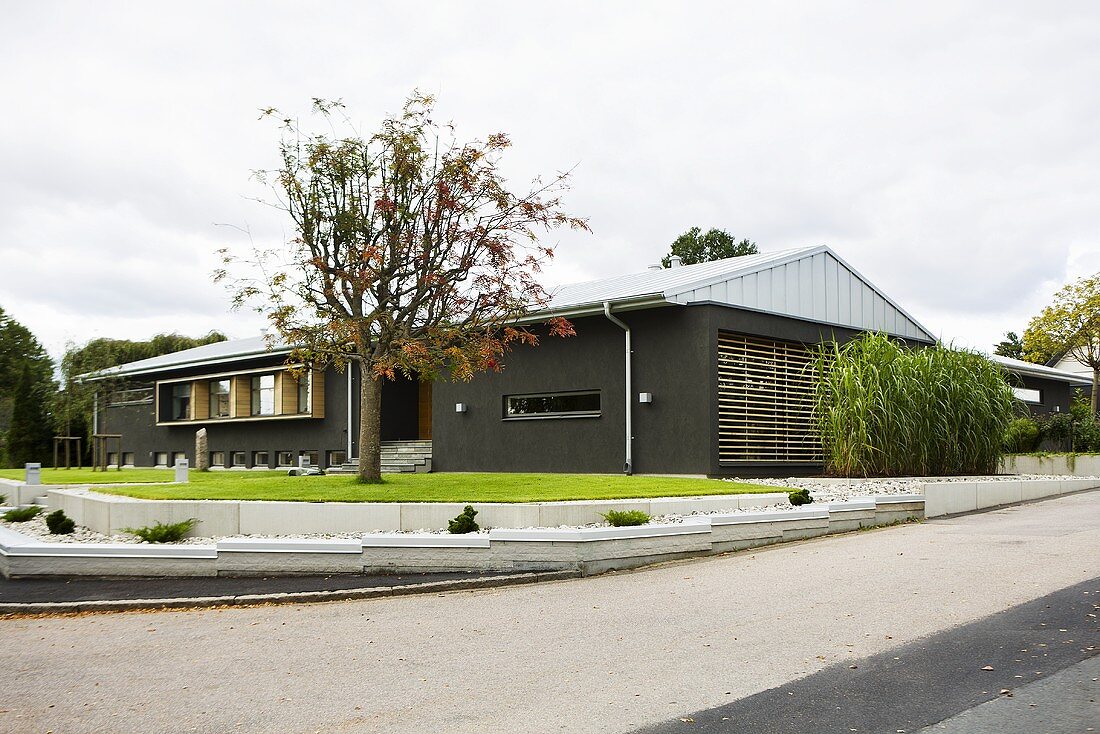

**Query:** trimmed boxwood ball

left=448, top=505, right=479, bottom=534
left=788, top=488, right=813, bottom=506
left=45, top=509, right=76, bottom=534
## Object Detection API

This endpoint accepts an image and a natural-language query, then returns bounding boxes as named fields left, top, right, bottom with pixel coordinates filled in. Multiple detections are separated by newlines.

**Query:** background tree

left=6, top=363, right=53, bottom=466
left=0, top=307, right=54, bottom=466
left=219, top=94, right=587, bottom=483
left=992, top=331, right=1024, bottom=360
left=661, top=227, right=757, bottom=267
left=1023, top=273, right=1100, bottom=413
left=56, top=331, right=227, bottom=463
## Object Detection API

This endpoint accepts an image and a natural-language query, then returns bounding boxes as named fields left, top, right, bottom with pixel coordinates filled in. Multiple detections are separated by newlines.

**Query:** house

left=84, top=245, right=1090, bottom=476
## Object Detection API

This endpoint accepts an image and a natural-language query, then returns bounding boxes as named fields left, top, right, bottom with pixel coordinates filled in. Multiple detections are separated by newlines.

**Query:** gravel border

left=5, top=474, right=1092, bottom=546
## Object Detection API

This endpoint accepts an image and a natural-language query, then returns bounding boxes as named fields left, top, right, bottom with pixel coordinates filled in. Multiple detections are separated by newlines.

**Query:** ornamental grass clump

left=812, top=333, right=1016, bottom=477
left=602, top=509, right=650, bottom=527
left=124, top=518, right=198, bottom=543
left=2, top=506, right=42, bottom=522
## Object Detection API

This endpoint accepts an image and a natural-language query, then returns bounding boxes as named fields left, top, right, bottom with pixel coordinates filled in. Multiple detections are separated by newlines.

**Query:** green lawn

left=0, top=467, right=782, bottom=503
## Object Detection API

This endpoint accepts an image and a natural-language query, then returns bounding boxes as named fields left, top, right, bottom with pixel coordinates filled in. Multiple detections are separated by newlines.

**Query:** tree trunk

left=357, top=365, right=383, bottom=483
left=1092, top=367, right=1099, bottom=417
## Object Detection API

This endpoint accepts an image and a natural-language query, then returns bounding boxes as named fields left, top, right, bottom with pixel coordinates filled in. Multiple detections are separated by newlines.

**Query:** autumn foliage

left=218, top=93, right=588, bottom=482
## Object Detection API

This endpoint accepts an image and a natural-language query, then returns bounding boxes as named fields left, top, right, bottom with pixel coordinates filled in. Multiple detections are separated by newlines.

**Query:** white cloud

left=1, top=0, right=1098, bottom=360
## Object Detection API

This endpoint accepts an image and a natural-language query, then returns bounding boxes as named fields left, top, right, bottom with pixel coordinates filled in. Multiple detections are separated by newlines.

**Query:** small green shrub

left=1003, top=417, right=1041, bottom=453
left=2, top=506, right=43, bottom=522
left=788, top=488, right=813, bottom=506
left=0, top=493, right=6, bottom=505
left=602, top=509, right=650, bottom=526
left=124, top=518, right=198, bottom=543
left=447, top=505, right=479, bottom=534
left=45, top=509, right=76, bottom=535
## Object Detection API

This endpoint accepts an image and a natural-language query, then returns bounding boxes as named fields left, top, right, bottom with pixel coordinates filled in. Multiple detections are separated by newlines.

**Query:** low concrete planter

left=1001, top=454, right=1100, bottom=477
left=3, top=480, right=1095, bottom=579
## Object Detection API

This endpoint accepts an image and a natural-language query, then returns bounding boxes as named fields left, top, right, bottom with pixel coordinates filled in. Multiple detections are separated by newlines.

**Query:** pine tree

left=7, top=363, right=52, bottom=467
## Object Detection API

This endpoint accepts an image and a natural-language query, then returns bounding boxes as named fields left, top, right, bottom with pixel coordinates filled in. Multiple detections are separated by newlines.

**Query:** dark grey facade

left=432, top=303, right=876, bottom=477
left=96, top=357, right=423, bottom=469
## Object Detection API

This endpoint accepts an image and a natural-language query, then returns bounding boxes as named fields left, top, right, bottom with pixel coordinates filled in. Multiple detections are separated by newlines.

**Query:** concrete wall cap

left=216, top=538, right=362, bottom=554
left=489, top=523, right=707, bottom=542
left=709, top=507, right=829, bottom=525
left=827, top=499, right=877, bottom=511
left=7, top=543, right=217, bottom=558
left=0, top=525, right=39, bottom=549
left=361, top=534, right=490, bottom=548
left=873, top=494, right=926, bottom=504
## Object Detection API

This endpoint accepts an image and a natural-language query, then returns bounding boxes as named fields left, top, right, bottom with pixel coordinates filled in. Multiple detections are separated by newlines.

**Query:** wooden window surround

left=155, top=365, right=324, bottom=426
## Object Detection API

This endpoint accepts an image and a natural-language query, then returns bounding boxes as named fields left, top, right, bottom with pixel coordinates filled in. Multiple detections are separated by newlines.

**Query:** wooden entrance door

left=417, top=380, right=433, bottom=439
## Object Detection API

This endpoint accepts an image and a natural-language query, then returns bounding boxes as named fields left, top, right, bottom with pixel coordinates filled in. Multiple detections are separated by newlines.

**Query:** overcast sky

left=2, top=1, right=1098, bottom=360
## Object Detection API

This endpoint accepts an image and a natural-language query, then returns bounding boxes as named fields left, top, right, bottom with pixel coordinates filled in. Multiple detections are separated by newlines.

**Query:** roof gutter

left=603, top=301, right=632, bottom=475
left=77, top=348, right=294, bottom=383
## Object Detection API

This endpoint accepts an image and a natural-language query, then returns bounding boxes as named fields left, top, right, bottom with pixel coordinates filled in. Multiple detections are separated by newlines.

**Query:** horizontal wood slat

left=717, top=332, right=822, bottom=463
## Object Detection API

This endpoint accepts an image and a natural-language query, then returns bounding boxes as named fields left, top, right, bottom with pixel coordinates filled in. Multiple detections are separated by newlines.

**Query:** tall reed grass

left=812, top=333, right=1016, bottom=477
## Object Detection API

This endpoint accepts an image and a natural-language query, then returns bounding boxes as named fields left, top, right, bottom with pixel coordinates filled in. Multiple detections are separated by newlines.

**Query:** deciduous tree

left=661, top=227, right=757, bottom=267
left=218, top=94, right=587, bottom=483
left=1023, top=273, right=1100, bottom=413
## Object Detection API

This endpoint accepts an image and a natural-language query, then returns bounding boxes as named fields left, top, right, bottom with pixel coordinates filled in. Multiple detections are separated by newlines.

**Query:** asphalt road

left=0, top=570, right=509, bottom=604
left=2, top=490, right=1097, bottom=733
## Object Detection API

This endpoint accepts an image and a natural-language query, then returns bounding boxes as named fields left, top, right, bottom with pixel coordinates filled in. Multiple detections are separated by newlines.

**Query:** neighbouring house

left=83, top=245, right=1090, bottom=476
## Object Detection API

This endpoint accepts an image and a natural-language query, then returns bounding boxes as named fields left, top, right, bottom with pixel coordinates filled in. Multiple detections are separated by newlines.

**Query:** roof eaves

left=78, top=345, right=294, bottom=382
left=515, top=293, right=670, bottom=324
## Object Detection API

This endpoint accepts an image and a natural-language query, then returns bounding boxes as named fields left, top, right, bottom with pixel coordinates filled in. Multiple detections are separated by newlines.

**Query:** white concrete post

left=174, top=458, right=190, bottom=483
left=25, top=462, right=41, bottom=486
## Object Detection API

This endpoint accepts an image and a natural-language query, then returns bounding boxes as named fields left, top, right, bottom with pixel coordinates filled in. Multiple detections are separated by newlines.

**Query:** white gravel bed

left=5, top=474, right=1093, bottom=545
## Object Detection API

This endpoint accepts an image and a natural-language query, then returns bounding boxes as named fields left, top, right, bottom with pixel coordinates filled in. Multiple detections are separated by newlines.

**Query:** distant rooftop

left=81, top=335, right=289, bottom=381
left=986, top=353, right=1092, bottom=386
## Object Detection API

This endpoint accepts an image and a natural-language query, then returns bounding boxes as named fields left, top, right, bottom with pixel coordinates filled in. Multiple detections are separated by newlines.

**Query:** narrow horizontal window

left=253, top=451, right=269, bottom=468
left=1012, top=387, right=1042, bottom=404
left=210, top=451, right=225, bottom=467
left=503, top=391, right=601, bottom=419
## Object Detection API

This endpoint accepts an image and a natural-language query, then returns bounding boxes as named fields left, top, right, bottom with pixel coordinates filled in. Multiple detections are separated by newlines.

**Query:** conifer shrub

left=447, top=505, right=479, bottom=534
left=602, top=509, right=651, bottom=526
left=2, top=505, right=42, bottom=522
left=45, top=509, right=76, bottom=534
left=124, top=518, right=198, bottom=543
left=788, top=488, right=813, bottom=506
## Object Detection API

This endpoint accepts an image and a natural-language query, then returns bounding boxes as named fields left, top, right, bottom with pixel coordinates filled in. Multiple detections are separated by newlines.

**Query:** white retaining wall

left=922, top=477, right=1099, bottom=517
left=45, top=489, right=792, bottom=536
left=1000, top=454, right=1100, bottom=477
left=1, top=496, right=924, bottom=578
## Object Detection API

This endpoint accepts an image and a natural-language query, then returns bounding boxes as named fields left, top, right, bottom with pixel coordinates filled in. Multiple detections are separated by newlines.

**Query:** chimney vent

left=647, top=264, right=662, bottom=271
left=669, top=255, right=683, bottom=268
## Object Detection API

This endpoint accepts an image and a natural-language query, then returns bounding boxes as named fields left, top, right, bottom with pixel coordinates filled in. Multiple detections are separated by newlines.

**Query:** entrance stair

left=335, top=440, right=432, bottom=474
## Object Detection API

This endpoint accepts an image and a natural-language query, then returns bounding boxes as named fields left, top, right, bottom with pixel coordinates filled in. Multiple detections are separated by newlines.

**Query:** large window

left=503, top=391, right=601, bottom=419
left=171, top=383, right=191, bottom=420
left=1012, top=387, right=1042, bottom=404
left=298, top=373, right=311, bottom=414
left=251, top=374, right=275, bottom=416
left=209, top=379, right=231, bottom=418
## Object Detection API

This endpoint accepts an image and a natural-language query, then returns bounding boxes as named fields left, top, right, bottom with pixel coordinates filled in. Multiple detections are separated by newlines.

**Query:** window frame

left=209, top=379, right=231, bottom=418
left=253, top=451, right=270, bottom=468
left=251, top=374, right=276, bottom=416
left=297, top=372, right=312, bottom=414
left=502, top=390, right=602, bottom=420
left=1012, top=386, right=1043, bottom=404
left=171, top=383, right=191, bottom=421
left=210, top=450, right=225, bottom=467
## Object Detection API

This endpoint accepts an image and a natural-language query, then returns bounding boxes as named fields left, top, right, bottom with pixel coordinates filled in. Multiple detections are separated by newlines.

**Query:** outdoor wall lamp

left=455, top=403, right=468, bottom=413
left=638, top=392, right=653, bottom=404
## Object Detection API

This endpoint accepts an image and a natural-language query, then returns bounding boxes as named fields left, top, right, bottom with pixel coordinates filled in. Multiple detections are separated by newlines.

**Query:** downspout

left=603, top=301, right=632, bottom=475
left=347, top=364, right=354, bottom=460
left=92, top=390, right=98, bottom=435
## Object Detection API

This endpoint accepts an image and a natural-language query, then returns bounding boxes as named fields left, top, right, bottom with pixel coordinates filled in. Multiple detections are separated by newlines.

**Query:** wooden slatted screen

left=718, top=333, right=821, bottom=463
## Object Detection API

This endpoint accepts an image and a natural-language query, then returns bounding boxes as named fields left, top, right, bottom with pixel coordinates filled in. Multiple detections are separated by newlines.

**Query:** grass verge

left=0, top=468, right=783, bottom=503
